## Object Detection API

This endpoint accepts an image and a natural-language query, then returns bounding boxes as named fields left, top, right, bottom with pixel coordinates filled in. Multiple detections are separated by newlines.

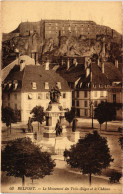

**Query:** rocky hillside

left=2, top=21, right=122, bottom=68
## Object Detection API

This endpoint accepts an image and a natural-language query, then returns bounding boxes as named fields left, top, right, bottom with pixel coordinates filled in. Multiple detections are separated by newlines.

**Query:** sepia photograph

left=1, top=1, right=122, bottom=193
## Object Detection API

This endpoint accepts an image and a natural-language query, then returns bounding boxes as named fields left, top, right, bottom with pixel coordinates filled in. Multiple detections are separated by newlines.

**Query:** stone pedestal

left=44, top=103, right=66, bottom=138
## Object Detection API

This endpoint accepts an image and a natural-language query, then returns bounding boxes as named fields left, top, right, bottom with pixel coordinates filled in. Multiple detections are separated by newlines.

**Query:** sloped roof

left=4, top=65, right=71, bottom=92
left=77, top=63, right=110, bottom=89
left=56, top=63, right=85, bottom=83
left=103, top=62, right=122, bottom=82
left=91, top=63, right=110, bottom=84
left=1, top=55, right=35, bottom=82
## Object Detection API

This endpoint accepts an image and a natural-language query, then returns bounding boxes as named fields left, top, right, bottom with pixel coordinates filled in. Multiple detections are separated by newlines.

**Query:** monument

left=44, top=86, right=66, bottom=138
left=38, top=85, right=80, bottom=155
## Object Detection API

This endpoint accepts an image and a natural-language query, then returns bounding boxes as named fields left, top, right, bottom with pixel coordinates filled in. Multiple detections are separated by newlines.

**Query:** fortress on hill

left=2, top=20, right=122, bottom=68
left=13, top=20, right=121, bottom=44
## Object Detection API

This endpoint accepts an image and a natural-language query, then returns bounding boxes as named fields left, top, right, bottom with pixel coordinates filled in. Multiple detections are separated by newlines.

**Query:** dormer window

left=99, top=84, right=103, bottom=88
left=13, top=80, right=18, bottom=90
left=32, top=82, right=37, bottom=89
left=87, top=83, right=90, bottom=88
left=56, top=82, right=61, bottom=89
left=105, top=84, right=107, bottom=88
left=3, top=83, right=7, bottom=90
left=8, top=82, right=12, bottom=89
left=45, top=82, right=49, bottom=89
left=93, top=84, right=96, bottom=88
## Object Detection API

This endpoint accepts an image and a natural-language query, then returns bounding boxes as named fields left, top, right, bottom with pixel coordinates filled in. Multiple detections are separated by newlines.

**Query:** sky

left=1, top=1, right=122, bottom=34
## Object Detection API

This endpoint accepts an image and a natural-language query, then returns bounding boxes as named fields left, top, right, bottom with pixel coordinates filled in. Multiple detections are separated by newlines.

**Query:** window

left=46, top=92, right=50, bottom=99
left=93, top=84, right=96, bottom=88
left=94, top=101, right=98, bottom=107
left=14, top=93, right=17, bottom=100
left=38, top=93, right=42, bottom=99
left=76, top=100, right=79, bottom=107
left=8, top=93, right=10, bottom=100
left=84, top=101, right=88, bottom=107
left=113, top=94, right=116, bottom=103
left=45, top=82, right=49, bottom=89
left=99, top=84, right=103, bottom=88
left=8, top=82, right=12, bottom=89
left=84, top=109, right=88, bottom=116
left=63, top=93, right=66, bottom=98
left=72, top=100, right=75, bottom=106
left=94, top=91, right=97, bottom=97
left=56, top=82, right=61, bottom=89
left=32, top=82, right=37, bottom=89
left=3, top=83, right=7, bottom=89
left=72, top=91, right=75, bottom=98
left=77, top=91, right=79, bottom=98
left=15, top=104, right=17, bottom=110
left=84, top=91, right=87, bottom=98
left=77, top=109, right=80, bottom=117
left=100, top=91, right=104, bottom=97
left=28, top=93, right=32, bottom=99
left=13, top=81, right=18, bottom=90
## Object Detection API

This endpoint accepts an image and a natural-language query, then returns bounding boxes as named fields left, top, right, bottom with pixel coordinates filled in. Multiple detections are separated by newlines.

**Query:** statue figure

left=55, top=120, right=62, bottom=137
left=50, top=85, right=61, bottom=103
left=27, top=117, right=33, bottom=133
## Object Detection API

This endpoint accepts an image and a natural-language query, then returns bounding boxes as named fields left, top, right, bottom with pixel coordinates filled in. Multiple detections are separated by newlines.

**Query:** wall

left=2, top=92, right=21, bottom=110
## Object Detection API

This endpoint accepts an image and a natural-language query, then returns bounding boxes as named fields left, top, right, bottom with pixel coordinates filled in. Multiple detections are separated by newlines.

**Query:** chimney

left=73, top=58, right=78, bottom=67
left=45, top=60, right=49, bottom=70
left=8, top=82, right=12, bottom=89
left=84, top=60, right=88, bottom=69
left=67, top=58, right=70, bottom=70
left=61, top=59, right=64, bottom=66
left=97, top=58, right=100, bottom=67
left=20, top=60, right=25, bottom=71
left=86, top=67, right=90, bottom=77
left=115, top=59, right=118, bottom=68
left=102, top=63, right=104, bottom=74
left=13, top=81, right=18, bottom=90
left=90, top=72, right=92, bottom=82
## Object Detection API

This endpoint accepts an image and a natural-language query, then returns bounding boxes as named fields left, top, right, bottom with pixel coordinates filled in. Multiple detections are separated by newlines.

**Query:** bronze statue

left=50, top=86, right=61, bottom=103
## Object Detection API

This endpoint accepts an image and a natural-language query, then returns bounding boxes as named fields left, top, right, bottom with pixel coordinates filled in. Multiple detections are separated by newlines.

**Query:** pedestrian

left=72, top=118, right=78, bottom=132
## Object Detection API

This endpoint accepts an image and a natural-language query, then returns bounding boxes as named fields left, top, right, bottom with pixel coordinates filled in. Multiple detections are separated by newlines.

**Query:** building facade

left=56, top=57, right=122, bottom=119
left=2, top=61, right=72, bottom=122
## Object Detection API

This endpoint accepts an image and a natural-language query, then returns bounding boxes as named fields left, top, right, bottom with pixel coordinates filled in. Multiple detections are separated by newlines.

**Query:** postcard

left=1, top=1, right=122, bottom=193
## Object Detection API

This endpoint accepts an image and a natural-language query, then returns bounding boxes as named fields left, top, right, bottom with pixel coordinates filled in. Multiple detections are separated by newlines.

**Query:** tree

left=1, top=137, right=56, bottom=186
left=94, top=102, right=116, bottom=130
left=65, top=108, right=75, bottom=126
left=64, top=131, right=113, bottom=185
left=30, top=106, right=45, bottom=130
left=2, top=106, right=17, bottom=133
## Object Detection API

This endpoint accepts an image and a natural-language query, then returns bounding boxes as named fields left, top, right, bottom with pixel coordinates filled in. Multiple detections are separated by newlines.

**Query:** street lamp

left=90, top=101, right=94, bottom=129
